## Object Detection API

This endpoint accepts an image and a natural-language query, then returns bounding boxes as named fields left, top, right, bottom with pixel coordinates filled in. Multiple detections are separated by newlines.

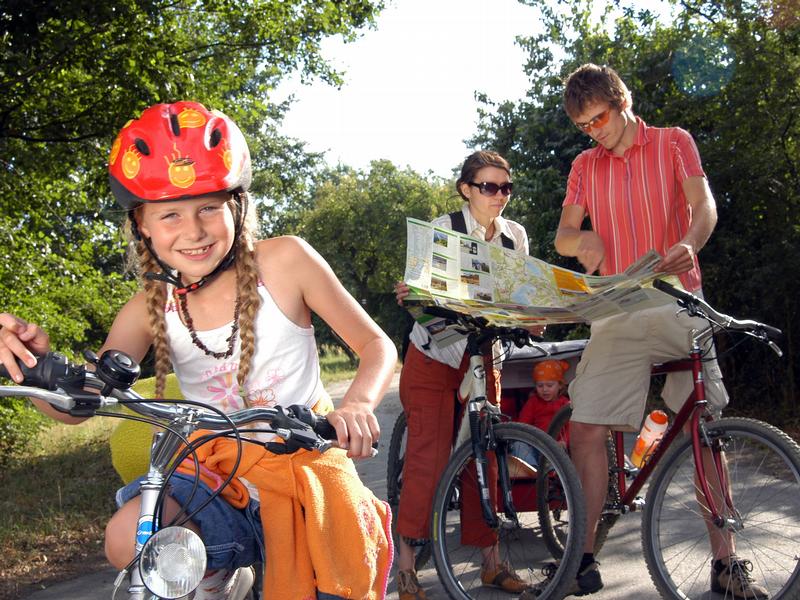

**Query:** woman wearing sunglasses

left=393, top=151, right=530, bottom=599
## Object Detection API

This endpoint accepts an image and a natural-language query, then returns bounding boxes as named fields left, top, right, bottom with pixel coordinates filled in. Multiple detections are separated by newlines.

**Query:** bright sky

left=275, top=0, right=541, bottom=179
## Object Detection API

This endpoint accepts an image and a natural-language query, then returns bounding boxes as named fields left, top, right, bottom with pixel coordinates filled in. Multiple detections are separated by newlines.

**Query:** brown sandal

left=480, top=561, right=528, bottom=593
left=397, top=569, right=428, bottom=600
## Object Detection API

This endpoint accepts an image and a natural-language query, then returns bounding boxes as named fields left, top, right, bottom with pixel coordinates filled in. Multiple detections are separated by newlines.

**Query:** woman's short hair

left=456, top=151, right=511, bottom=200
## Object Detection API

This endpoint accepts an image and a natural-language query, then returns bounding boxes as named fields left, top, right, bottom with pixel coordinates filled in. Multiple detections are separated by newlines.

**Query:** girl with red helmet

left=0, top=101, right=397, bottom=599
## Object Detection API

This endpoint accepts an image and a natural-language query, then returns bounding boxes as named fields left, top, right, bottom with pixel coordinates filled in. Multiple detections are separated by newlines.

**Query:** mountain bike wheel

left=431, top=422, right=585, bottom=599
left=386, top=411, right=432, bottom=570
left=642, top=417, right=800, bottom=600
left=537, top=404, right=617, bottom=559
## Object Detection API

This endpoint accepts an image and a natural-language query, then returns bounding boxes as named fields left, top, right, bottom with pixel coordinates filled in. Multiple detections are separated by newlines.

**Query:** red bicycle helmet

left=108, top=101, right=251, bottom=209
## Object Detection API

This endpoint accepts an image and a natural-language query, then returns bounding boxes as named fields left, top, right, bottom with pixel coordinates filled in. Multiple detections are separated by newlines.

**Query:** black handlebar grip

left=760, top=323, right=783, bottom=341
left=423, top=305, right=460, bottom=323
left=0, top=355, right=28, bottom=382
left=653, top=278, right=694, bottom=302
left=0, top=352, right=71, bottom=389
left=287, top=404, right=378, bottom=450
left=312, top=413, right=380, bottom=451
left=310, top=412, right=338, bottom=440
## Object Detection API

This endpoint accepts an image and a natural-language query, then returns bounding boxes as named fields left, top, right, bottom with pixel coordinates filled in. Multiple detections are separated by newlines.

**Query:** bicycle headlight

left=139, top=526, right=207, bottom=598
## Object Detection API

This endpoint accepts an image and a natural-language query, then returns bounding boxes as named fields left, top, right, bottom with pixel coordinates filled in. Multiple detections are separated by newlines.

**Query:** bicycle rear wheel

left=537, top=404, right=617, bottom=559
left=431, top=422, right=585, bottom=600
left=386, top=411, right=432, bottom=570
left=642, top=417, right=800, bottom=600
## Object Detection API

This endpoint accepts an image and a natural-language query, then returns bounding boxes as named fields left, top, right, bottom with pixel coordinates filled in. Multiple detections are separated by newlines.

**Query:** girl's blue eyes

left=160, top=206, right=223, bottom=220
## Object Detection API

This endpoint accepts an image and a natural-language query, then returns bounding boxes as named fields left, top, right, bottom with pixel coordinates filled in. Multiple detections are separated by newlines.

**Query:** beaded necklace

left=176, top=276, right=241, bottom=360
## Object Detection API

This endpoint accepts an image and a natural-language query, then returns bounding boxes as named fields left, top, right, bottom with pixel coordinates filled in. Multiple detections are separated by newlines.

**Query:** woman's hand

left=394, top=281, right=410, bottom=306
left=0, top=313, right=50, bottom=383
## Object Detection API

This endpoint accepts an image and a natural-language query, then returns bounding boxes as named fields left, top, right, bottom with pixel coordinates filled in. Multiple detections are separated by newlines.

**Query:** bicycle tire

left=385, top=411, right=432, bottom=571
left=431, top=422, right=586, bottom=599
left=642, top=417, right=800, bottom=600
left=537, top=404, right=617, bottom=558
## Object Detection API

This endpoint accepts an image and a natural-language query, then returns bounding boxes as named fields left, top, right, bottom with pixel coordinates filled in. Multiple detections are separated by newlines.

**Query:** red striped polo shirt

left=563, top=118, right=705, bottom=292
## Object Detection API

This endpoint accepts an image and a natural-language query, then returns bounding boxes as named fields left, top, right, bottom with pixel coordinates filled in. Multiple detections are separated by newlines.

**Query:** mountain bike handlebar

left=653, top=279, right=783, bottom=354
left=0, top=349, right=341, bottom=453
left=422, top=305, right=541, bottom=349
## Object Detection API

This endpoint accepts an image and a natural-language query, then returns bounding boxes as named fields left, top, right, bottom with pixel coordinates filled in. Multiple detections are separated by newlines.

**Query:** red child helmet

left=108, top=101, right=251, bottom=209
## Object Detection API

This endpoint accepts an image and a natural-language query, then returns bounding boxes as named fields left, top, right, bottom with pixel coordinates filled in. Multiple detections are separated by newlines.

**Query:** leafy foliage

left=1, top=0, right=384, bottom=349
left=297, top=161, right=460, bottom=356
left=474, top=0, right=799, bottom=417
left=0, top=0, right=384, bottom=450
left=0, top=398, right=47, bottom=466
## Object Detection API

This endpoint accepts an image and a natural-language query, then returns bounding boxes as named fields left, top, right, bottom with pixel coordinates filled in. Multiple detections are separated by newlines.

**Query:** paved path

left=24, top=373, right=664, bottom=599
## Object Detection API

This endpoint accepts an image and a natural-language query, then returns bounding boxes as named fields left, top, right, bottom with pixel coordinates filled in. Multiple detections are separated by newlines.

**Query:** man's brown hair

left=563, top=63, right=633, bottom=119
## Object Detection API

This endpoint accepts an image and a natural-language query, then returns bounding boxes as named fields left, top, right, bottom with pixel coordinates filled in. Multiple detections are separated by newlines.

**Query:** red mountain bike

left=538, top=279, right=800, bottom=599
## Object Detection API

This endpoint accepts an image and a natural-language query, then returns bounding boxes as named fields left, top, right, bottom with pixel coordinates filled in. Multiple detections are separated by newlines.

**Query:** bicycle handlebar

left=422, top=305, right=539, bottom=349
left=653, top=279, right=783, bottom=346
left=0, top=350, right=341, bottom=452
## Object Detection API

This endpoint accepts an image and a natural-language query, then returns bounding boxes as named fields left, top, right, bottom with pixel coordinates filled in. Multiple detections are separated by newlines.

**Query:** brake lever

left=271, top=427, right=333, bottom=453
left=767, top=341, right=783, bottom=357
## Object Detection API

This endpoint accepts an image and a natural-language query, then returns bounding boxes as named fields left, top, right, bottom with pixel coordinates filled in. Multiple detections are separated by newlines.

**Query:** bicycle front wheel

left=642, top=417, right=800, bottom=600
left=538, top=403, right=617, bottom=559
left=431, top=422, right=586, bottom=600
left=386, top=411, right=432, bottom=570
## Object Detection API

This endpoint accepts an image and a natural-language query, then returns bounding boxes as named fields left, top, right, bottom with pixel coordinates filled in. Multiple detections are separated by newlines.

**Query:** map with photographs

left=403, top=217, right=678, bottom=332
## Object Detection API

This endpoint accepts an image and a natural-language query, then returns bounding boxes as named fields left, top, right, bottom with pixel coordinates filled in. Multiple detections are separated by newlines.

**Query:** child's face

left=536, top=380, right=561, bottom=402
left=138, top=193, right=235, bottom=283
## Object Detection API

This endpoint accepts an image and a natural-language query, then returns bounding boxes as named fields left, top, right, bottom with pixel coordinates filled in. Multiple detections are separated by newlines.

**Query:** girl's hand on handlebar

left=0, top=313, right=51, bottom=383
left=394, top=281, right=410, bottom=306
left=325, top=404, right=380, bottom=459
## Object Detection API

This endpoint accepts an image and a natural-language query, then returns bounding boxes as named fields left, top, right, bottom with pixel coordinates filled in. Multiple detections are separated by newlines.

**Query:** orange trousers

left=396, top=344, right=499, bottom=546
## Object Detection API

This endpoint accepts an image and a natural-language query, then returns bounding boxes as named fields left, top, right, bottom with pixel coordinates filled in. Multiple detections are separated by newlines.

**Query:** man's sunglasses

left=467, top=181, right=513, bottom=197
left=574, top=107, right=612, bottom=133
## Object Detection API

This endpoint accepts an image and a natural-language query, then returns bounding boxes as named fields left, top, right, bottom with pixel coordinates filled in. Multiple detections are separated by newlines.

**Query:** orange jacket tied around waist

left=177, top=433, right=393, bottom=599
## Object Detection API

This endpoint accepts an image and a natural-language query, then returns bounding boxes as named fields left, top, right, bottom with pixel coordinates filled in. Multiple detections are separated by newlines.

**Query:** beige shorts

left=569, top=300, right=728, bottom=431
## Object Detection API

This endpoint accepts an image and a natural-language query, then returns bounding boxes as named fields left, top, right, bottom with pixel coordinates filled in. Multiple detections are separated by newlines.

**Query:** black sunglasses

left=467, top=181, right=513, bottom=197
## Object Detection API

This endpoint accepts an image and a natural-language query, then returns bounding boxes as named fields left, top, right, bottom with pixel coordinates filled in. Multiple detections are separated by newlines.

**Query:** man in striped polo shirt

left=549, top=64, right=766, bottom=599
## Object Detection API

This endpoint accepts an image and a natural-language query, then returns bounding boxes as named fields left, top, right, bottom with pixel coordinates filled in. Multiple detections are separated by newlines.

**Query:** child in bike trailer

left=508, top=359, right=570, bottom=478
left=0, top=101, right=397, bottom=600
left=393, top=151, right=535, bottom=600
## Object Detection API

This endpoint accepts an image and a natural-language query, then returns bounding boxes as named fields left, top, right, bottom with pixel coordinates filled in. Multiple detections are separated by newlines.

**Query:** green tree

left=1, top=0, right=384, bottom=351
left=0, top=0, right=384, bottom=450
left=474, top=0, right=799, bottom=417
left=297, top=161, right=459, bottom=358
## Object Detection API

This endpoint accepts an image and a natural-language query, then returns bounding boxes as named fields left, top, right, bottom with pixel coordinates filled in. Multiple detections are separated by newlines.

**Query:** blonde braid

left=235, top=228, right=261, bottom=405
left=135, top=242, right=172, bottom=398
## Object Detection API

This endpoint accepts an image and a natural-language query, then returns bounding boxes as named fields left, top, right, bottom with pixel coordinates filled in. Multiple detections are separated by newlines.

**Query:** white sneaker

left=193, top=567, right=255, bottom=600
left=228, top=566, right=256, bottom=600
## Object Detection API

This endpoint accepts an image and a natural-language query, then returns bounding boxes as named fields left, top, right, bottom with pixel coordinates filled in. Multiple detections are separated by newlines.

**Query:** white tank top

left=164, top=281, right=325, bottom=413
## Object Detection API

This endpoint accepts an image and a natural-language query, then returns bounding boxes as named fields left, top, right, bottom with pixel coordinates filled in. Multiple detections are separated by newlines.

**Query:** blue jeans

left=117, top=472, right=263, bottom=570
left=117, top=474, right=350, bottom=599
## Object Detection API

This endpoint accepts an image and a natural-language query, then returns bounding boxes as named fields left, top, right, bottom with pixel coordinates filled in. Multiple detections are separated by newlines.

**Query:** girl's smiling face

left=137, top=193, right=235, bottom=283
